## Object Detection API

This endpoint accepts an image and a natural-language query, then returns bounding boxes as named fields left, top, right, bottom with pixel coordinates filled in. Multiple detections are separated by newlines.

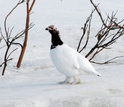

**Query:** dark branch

left=90, top=56, right=124, bottom=64
left=77, top=0, right=124, bottom=64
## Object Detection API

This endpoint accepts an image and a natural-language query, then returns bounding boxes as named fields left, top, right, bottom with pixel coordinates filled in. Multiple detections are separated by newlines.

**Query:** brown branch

left=7, top=48, right=18, bottom=60
left=20, top=0, right=25, bottom=3
left=29, top=0, right=36, bottom=12
left=77, top=22, right=88, bottom=52
left=11, top=42, right=23, bottom=48
left=0, top=0, right=35, bottom=75
left=78, top=0, right=124, bottom=64
left=0, top=28, right=7, bottom=43
left=4, top=1, right=24, bottom=39
left=90, top=0, right=107, bottom=27
left=2, top=45, right=10, bottom=75
left=77, top=9, right=95, bottom=52
left=78, top=30, right=90, bottom=53
left=1, top=1, right=24, bottom=75
left=90, top=56, right=124, bottom=64
left=0, top=58, right=13, bottom=67
left=17, top=0, right=35, bottom=68
left=8, top=26, right=14, bottom=39
left=85, top=44, right=98, bottom=58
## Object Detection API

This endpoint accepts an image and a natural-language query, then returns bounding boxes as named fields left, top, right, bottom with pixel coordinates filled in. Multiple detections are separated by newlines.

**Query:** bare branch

left=29, top=0, right=36, bottom=12
left=77, top=9, right=95, bottom=52
left=90, top=0, right=107, bottom=27
left=4, top=1, right=24, bottom=39
left=0, top=58, right=13, bottom=67
left=7, top=48, right=18, bottom=60
left=17, top=0, right=35, bottom=68
left=78, top=0, right=124, bottom=64
left=20, top=0, right=25, bottom=3
left=90, top=56, right=124, bottom=64
left=8, top=26, right=14, bottom=39
left=0, top=27, right=7, bottom=43
left=1, top=1, right=25, bottom=75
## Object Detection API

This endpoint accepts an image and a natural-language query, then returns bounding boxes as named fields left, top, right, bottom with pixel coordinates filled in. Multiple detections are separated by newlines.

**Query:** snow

left=0, top=0, right=124, bottom=107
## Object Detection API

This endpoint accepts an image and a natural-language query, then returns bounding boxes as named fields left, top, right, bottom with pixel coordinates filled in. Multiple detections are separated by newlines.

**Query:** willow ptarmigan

left=45, top=25, right=101, bottom=84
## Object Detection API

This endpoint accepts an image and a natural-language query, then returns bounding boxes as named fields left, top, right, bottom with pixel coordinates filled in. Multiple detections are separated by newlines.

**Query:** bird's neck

left=51, top=33, right=63, bottom=49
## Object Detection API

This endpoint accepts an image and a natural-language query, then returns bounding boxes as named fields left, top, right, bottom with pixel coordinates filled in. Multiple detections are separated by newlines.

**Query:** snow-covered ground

left=0, top=0, right=124, bottom=107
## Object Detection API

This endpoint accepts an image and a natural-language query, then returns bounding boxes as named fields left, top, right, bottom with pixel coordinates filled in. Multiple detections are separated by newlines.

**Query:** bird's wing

left=50, top=44, right=80, bottom=77
left=55, top=44, right=80, bottom=69
left=77, top=53, right=101, bottom=76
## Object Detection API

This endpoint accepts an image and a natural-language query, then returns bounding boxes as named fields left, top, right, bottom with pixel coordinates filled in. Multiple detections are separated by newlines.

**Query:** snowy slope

left=0, top=0, right=124, bottom=107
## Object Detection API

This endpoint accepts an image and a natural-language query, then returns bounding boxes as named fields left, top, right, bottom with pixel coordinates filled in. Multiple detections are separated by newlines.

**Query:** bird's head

left=45, top=25, right=63, bottom=48
left=45, top=25, right=60, bottom=35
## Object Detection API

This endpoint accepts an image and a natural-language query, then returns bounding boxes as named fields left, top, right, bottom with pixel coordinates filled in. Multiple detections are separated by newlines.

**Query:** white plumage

left=46, top=25, right=101, bottom=84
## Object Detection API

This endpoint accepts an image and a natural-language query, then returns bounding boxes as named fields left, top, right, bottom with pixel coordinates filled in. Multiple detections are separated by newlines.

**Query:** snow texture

left=0, top=0, right=124, bottom=107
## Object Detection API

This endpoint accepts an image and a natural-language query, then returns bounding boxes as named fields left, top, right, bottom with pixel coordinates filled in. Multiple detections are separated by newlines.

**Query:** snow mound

left=49, top=97, right=124, bottom=107
left=0, top=0, right=124, bottom=107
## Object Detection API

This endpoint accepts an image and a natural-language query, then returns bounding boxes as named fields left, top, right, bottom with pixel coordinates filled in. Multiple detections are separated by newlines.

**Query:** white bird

left=45, top=25, right=101, bottom=84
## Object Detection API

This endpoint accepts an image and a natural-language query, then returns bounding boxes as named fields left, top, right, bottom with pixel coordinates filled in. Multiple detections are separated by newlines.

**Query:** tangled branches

left=77, top=0, right=124, bottom=64
left=0, top=0, right=35, bottom=75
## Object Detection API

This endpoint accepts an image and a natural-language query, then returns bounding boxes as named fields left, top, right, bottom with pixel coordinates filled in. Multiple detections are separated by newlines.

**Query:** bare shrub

left=0, top=0, right=35, bottom=75
left=77, top=0, right=124, bottom=64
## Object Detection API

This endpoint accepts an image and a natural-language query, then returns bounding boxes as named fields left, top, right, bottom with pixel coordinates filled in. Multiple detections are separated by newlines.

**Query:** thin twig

left=8, top=26, right=14, bottom=39
left=29, top=0, right=36, bottom=12
left=0, top=58, right=13, bottom=67
left=77, top=9, right=95, bottom=52
left=90, top=56, right=124, bottom=64
left=4, top=1, right=24, bottom=39
left=7, top=48, right=18, bottom=59
left=78, top=0, right=124, bottom=64
left=90, top=0, right=107, bottom=27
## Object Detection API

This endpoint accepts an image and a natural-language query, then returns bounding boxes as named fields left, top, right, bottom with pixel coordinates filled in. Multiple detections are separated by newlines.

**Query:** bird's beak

left=45, top=27, right=48, bottom=30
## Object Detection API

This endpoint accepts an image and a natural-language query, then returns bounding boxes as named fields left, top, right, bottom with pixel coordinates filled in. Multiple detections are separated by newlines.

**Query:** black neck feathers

left=49, top=30, right=63, bottom=49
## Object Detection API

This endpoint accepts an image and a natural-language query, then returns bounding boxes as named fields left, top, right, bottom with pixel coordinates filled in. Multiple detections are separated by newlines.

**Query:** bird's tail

left=92, top=70, right=101, bottom=77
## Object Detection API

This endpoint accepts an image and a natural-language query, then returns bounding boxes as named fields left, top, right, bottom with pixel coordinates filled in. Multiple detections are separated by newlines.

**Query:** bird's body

left=50, top=44, right=80, bottom=77
left=46, top=25, right=101, bottom=84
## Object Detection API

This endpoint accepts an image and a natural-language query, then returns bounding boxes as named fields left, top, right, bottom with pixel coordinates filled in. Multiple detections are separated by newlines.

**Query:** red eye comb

left=49, top=25, right=54, bottom=29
